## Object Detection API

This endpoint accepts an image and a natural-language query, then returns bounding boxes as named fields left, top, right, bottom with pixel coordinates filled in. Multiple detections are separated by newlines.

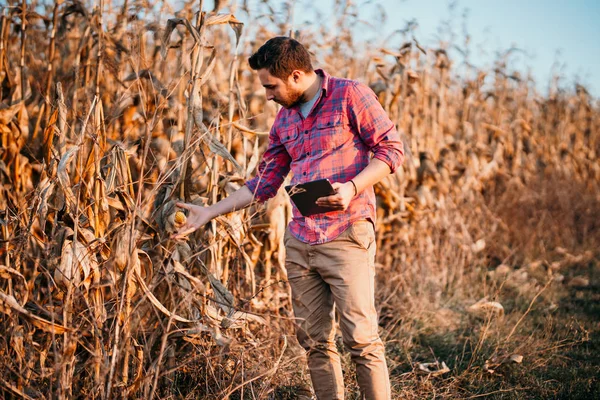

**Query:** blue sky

left=376, top=0, right=600, bottom=97
left=200, top=0, right=600, bottom=97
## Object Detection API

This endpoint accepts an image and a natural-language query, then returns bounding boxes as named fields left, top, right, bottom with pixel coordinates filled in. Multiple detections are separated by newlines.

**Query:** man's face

left=257, top=69, right=303, bottom=109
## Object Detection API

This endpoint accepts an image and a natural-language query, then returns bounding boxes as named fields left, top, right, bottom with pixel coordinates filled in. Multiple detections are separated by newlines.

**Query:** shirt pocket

left=279, top=126, right=301, bottom=159
left=313, top=113, right=348, bottom=152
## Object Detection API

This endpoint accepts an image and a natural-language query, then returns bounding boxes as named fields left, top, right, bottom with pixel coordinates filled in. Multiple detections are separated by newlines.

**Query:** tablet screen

left=285, top=179, right=337, bottom=216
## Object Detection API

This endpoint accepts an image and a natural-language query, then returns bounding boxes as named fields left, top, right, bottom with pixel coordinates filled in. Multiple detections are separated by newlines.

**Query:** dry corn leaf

left=228, top=309, right=267, bottom=327
left=106, top=195, right=127, bottom=211
left=209, top=325, right=232, bottom=347
left=36, top=177, right=55, bottom=233
left=0, top=291, right=69, bottom=334
left=111, top=226, right=137, bottom=272
left=481, top=122, right=508, bottom=135
left=55, top=239, right=95, bottom=291
left=42, top=109, right=59, bottom=165
left=232, top=121, right=269, bottom=137
left=0, top=102, right=22, bottom=125
left=55, top=82, right=67, bottom=150
left=10, top=326, right=25, bottom=363
left=0, top=265, right=27, bottom=290
left=197, top=257, right=236, bottom=317
left=216, top=215, right=245, bottom=247
left=208, top=273, right=235, bottom=313
left=198, top=47, right=217, bottom=87
left=123, top=70, right=166, bottom=93
left=92, top=177, right=110, bottom=237
left=134, top=268, right=196, bottom=323
left=162, top=19, right=200, bottom=59
left=203, top=303, right=266, bottom=329
left=56, top=146, right=80, bottom=211
left=104, top=146, right=134, bottom=197
left=205, top=13, right=243, bottom=46
left=172, top=242, right=193, bottom=265
left=406, top=69, right=420, bottom=82
left=136, top=249, right=154, bottom=283
left=204, top=130, right=243, bottom=174
left=173, top=261, right=206, bottom=294
left=0, top=375, right=35, bottom=400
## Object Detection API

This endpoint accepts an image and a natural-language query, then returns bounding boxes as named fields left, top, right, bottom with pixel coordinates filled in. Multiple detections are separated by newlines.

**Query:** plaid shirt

left=246, top=69, right=404, bottom=244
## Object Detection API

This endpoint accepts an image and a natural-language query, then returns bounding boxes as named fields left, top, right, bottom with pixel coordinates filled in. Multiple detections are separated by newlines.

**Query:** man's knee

left=342, top=335, right=385, bottom=359
left=297, top=330, right=336, bottom=354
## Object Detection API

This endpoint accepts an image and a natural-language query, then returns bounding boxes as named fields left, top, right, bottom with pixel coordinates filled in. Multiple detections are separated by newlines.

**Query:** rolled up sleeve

left=347, top=82, right=404, bottom=173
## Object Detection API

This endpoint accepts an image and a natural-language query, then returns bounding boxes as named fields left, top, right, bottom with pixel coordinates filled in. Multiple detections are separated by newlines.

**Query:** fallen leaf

left=417, top=361, right=450, bottom=376
left=510, top=354, right=523, bottom=363
left=568, top=276, right=590, bottom=287
left=467, top=298, right=504, bottom=318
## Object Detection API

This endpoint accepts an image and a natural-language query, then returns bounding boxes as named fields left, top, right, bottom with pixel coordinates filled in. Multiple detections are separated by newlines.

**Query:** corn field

left=0, top=0, right=598, bottom=398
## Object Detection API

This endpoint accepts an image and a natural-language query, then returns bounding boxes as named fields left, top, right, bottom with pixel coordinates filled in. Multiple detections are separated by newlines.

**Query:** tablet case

left=285, top=179, right=337, bottom=216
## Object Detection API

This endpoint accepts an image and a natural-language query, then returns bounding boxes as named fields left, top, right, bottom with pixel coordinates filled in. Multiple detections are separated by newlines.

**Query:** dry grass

left=0, top=0, right=598, bottom=399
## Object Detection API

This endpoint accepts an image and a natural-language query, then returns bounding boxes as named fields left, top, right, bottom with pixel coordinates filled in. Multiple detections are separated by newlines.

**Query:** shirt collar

left=315, top=69, right=331, bottom=97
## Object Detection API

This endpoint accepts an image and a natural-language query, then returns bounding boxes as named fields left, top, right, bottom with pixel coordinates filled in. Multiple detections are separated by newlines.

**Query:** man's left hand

left=315, top=181, right=355, bottom=211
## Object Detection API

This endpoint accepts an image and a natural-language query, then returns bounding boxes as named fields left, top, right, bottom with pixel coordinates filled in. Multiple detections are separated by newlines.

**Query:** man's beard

left=275, top=86, right=304, bottom=109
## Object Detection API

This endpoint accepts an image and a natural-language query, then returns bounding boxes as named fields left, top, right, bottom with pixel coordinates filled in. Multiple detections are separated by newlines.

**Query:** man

left=176, top=37, right=404, bottom=399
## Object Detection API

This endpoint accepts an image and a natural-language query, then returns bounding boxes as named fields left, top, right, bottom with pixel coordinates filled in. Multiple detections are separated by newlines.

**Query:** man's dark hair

left=248, top=37, right=313, bottom=79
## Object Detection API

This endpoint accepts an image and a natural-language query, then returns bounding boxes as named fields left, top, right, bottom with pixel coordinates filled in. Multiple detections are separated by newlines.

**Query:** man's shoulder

left=328, top=75, right=360, bottom=90
left=317, top=69, right=367, bottom=97
left=327, top=75, right=372, bottom=98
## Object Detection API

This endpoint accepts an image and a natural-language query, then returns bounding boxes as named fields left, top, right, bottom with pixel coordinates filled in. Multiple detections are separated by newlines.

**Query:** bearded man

left=176, top=37, right=404, bottom=399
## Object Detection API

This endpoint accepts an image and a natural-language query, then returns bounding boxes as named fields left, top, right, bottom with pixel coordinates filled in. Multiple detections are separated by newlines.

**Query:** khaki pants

left=284, top=220, right=391, bottom=400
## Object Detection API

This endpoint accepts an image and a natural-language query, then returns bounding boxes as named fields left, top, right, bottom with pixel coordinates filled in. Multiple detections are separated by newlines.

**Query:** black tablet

left=285, top=179, right=337, bottom=216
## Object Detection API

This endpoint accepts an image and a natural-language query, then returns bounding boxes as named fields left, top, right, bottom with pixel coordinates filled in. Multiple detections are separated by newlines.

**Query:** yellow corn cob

left=174, top=211, right=186, bottom=225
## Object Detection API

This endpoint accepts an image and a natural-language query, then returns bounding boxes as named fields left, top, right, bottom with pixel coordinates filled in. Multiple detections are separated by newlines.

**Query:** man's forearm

left=351, top=158, right=392, bottom=194
left=315, top=158, right=393, bottom=210
left=206, top=185, right=255, bottom=219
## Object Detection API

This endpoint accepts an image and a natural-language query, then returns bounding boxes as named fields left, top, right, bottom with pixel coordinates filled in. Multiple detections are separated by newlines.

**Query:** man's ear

left=291, top=70, right=302, bottom=83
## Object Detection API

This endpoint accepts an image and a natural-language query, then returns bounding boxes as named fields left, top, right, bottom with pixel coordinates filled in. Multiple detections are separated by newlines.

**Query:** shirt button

left=304, top=130, right=308, bottom=135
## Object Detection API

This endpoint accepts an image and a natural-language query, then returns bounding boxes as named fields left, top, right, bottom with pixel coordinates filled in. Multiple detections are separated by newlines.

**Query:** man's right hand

left=171, top=186, right=255, bottom=240
left=172, top=202, right=214, bottom=239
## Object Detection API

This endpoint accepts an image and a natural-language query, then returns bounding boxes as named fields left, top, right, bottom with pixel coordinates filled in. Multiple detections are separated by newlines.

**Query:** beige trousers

left=284, top=220, right=391, bottom=400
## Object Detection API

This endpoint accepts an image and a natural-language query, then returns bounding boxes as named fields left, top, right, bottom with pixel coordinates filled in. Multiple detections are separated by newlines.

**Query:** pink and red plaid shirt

left=246, top=69, right=404, bottom=244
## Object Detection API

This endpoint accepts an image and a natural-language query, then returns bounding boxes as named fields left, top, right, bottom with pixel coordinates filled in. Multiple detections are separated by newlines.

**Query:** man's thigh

left=313, top=221, right=379, bottom=342
left=284, top=229, right=336, bottom=345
